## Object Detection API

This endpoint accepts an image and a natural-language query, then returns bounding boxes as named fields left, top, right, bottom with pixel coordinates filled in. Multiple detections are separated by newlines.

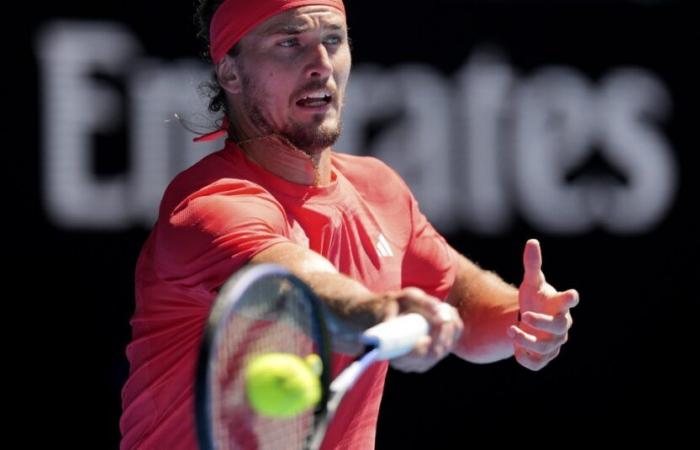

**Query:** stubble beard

left=240, top=73, right=342, bottom=154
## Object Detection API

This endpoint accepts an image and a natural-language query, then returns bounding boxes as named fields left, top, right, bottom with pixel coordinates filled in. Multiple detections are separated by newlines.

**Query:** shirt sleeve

left=154, top=179, right=292, bottom=292
left=401, top=191, right=458, bottom=300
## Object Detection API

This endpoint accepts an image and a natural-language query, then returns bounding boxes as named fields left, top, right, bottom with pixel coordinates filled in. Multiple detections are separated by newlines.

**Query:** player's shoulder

left=160, top=149, right=276, bottom=216
left=332, top=152, right=409, bottom=194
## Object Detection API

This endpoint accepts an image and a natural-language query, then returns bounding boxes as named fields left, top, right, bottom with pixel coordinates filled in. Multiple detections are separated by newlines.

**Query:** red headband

left=210, top=0, right=346, bottom=64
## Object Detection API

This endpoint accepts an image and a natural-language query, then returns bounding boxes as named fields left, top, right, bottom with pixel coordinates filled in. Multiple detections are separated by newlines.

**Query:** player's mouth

left=295, top=89, right=333, bottom=112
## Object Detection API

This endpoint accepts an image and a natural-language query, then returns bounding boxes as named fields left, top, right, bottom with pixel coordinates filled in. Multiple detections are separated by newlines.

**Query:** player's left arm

left=447, top=239, right=579, bottom=371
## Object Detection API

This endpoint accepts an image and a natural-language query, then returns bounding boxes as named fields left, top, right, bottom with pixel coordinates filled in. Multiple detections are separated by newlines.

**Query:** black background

left=22, top=0, right=697, bottom=447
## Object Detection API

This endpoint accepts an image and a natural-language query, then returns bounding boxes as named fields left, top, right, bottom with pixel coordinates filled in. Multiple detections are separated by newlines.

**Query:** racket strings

left=212, top=277, right=322, bottom=450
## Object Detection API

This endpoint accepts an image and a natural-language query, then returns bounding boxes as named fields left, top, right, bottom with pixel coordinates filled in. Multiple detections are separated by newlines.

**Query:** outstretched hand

left=508, top=239, right=579, bottom=371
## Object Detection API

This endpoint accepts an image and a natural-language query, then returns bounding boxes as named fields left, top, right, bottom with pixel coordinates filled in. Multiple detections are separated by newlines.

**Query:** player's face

left=234, top=6, right=351, bottom=152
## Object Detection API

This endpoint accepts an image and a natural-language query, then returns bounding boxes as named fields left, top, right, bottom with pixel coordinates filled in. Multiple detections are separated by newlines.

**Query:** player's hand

left=509, top=239, right=579, bottom=371
left=388, top=287, right=463, bottom=373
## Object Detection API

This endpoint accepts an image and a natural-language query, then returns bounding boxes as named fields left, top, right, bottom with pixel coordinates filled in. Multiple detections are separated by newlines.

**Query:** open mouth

left=296, top=94, right=332, bottom=109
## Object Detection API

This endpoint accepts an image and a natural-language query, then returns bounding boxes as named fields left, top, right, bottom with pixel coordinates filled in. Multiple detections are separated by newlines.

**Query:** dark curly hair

left=194, top=0, right=241, bottom=118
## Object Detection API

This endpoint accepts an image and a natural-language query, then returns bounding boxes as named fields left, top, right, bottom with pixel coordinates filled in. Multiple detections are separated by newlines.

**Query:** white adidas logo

left=375, top=233, right=394, bottom=257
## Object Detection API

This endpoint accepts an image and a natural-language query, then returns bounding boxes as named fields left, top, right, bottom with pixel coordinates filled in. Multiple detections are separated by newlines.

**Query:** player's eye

left=278, top=38, right=300, bottom=48
left=325, top=35, right=344, bottom=45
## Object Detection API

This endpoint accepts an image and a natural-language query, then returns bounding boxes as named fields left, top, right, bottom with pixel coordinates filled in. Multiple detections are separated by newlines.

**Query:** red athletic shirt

left=120, top=141, right=457, bottom=449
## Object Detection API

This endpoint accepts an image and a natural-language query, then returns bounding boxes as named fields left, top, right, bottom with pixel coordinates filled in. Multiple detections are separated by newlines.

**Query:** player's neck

left=235, top=135, right=332, bottom=187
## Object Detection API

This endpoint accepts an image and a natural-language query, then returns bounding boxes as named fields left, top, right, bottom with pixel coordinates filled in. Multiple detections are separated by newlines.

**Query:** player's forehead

left=250, top=6, right=347, bottom=37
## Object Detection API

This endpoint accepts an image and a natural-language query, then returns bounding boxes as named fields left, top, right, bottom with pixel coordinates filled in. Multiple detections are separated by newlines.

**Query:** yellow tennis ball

left=304, top=354, right=322, bottom=377
left=245, top=352, right=322, bottom=418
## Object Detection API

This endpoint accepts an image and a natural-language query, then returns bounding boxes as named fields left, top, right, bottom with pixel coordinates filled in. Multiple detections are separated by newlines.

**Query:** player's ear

left=216, top=54, right=243, bottom=95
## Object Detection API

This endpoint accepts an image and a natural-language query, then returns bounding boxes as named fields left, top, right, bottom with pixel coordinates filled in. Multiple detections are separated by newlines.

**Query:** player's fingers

left=409, top=335, right=432, bottom=358
left=514, top=347, right=550, bottom=372
left=390, top=358, right=437, bottom=373
left=391, top=331, right=450, bottom=373
left=397, top=289, right=462, bottom=341
left=508, top=325, right=566, bottom=355
left=389, top=338, right=426, bottom=371
left=545, top=347, right=561, bottom=362
left=390, top=341, right=439, bottom=373
left=521, top=311, right=572, bottom=335
left=431, top=303, right=463, bottom=355
left=515, top=348, right=561, bottom=371
left=551, top=289, right=580, bottom=310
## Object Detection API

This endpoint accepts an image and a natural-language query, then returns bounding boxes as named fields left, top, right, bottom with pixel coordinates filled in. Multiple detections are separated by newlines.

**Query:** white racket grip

left=360, top=313, right=430, bottom=360
left=329, top=360, right=365, bottom=393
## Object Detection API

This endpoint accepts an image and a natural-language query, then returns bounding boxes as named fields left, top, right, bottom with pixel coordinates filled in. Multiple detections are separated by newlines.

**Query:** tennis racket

left=194, top=263, right=430, bottom=450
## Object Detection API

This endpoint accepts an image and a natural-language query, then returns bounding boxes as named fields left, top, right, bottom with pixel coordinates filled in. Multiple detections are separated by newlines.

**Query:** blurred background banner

left=23, top=0, right=696, bottom=447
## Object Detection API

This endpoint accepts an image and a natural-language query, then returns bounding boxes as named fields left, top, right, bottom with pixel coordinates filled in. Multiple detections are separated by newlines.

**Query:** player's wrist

left=353, top=291, right=401, bottom=326
left=332, top=291, right=398, bottom=330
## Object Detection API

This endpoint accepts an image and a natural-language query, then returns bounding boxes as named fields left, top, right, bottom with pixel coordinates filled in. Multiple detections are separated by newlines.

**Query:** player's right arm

left=251, top=242, right=382, bottom=329
left=250, top=242, right=462, bottom=371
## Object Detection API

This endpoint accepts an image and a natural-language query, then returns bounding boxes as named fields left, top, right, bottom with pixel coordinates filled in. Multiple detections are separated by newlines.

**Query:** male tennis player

left=120, top=1, right=579, bottom=448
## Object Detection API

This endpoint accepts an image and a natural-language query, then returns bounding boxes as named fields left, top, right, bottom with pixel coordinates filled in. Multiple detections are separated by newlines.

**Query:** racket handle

left=360, top=313, right=429, bottom=360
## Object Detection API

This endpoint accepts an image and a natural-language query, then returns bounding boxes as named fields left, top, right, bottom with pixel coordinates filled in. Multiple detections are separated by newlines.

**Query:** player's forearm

left=250, top=242, right=390, bottom=331
left=447, top=251, right=519, bottom=363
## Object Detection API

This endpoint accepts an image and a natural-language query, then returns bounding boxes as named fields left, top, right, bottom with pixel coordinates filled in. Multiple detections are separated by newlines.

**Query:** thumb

left=522, top=239, right=545, bottom=287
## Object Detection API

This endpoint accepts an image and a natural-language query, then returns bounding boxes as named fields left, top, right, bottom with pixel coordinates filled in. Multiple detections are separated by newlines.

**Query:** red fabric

left=120, top=141, right=457, bottom=449
left=210, top=0, right=346, bottom=64
left=193, top=116, right=229, bottom=143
